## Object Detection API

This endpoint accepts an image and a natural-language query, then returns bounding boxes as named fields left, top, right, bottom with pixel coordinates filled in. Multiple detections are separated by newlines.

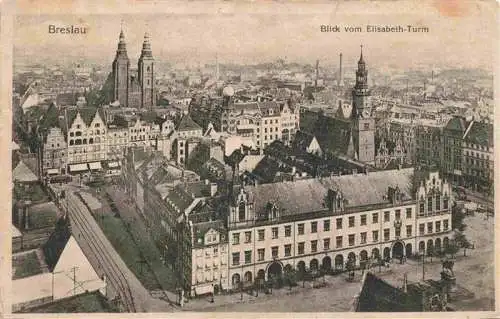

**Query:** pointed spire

left=116, top=20, right=128, bottom=58
left=140, top=27, right=153, bottom=59
left=358, top=44, right=365, bottom=64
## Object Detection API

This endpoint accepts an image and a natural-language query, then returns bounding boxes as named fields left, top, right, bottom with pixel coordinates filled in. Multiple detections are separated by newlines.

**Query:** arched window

left=69, top=140, right=74, bottom=146
left=427, top=197, right=432, bottom=212
left=75, top=131, right=82, bottom=137
left=70, top=132, right=74, bottom=137
left=89, top=138, right=93, bottom=144
left=238, top=202, right=246, bottom=221
left=83, top=138, right=87, bottom=144
left=435, top=194, right=441, bottom=211
left=75, top=139, right=82, bottom=145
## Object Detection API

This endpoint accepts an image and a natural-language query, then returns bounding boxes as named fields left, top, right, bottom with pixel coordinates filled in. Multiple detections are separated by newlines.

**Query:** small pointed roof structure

left=176, top=113, right=202, bottom=132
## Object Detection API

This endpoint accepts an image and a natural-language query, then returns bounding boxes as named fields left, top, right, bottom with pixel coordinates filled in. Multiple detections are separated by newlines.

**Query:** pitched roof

left=192, top=220, right=226, bottom=243
left=301, top=110, right=353, bottom=155
left=292, top=130, right=316, bottom=153
left=177, top=113, right=202, bottom=132
left=444, top=116, right=468, bottom=133
left=43, top=216, right=72, bottom=272
left=66, top=107, right=105, bottom=128
left=463, top=121, right=493, bottom=147
left=56, top=92, right=79, bottom=106
left=354, top=272, right=422, bottom=312
left=244, top=168, right=414, bottom=218
left=13, top=160, right=38, bottom=182
left=250, top=156, right=281, bottom=184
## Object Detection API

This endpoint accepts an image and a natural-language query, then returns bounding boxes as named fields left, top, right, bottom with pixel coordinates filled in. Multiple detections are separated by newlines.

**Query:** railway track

left=64, top=192, right=137, bottom=312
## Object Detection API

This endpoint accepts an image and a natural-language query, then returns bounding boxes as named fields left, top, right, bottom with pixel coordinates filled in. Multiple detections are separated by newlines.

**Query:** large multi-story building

left=218, top=88, right=300, bottom=149
left=462, top=120, right=494, bottom=192
left=64, top=107, right=108, bottom=172
left=41, top=127, right=67, bottom=175
left=224, top=168, right=452, bottom=288
left=110, top=28, right=156, bottom=109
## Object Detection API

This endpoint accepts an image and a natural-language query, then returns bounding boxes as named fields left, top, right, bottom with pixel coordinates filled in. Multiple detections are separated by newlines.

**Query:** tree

left=454, top=232, right=471, bottom=256
left=451, top=202, right=467, bottom=232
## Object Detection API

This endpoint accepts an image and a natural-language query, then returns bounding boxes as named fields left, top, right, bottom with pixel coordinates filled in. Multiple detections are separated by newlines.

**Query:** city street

left=49, top=184, right=176, bottom=312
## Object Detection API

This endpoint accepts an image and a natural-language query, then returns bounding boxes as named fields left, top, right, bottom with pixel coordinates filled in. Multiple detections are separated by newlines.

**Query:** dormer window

left=238, top=202, right=246, bottom=221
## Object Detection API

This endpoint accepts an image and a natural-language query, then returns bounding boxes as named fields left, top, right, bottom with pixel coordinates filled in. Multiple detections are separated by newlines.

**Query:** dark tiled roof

left=355, top=272, right=422, bottom=312
left=444, top=116, right=468, bottom=133
left=250, top=156, right=281, bottom=184
left=43, top=216, right=71, bottom=272
left=464, top=121, right=493, bottom=147
left=292, top=130, right=316, bottom=153
left=39, top=103, right=60, bottom=131
left=244, top=168, right=414, bottom=218
left=56, top=92, right=78, bottom=106
left=177, top=113, right=202, bottom=132
left=300, top=110, right=353, bottom=155
left=192, top=219, right=226, bottom=244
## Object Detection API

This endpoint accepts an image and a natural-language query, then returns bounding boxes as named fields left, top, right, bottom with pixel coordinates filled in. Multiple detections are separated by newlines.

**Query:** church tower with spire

left=112, top=27, right=130, bottom=107
left=351, top=45, right=375, bottom=164
left=138, top=32, right=156, bottom=109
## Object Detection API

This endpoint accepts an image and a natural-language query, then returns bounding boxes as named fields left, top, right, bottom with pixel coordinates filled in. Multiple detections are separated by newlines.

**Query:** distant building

left=299, top=47, right=375, bottom=165
left=462, top=120, right=493, bottom=192
left=110, top=29, right=156, bottom=109
left=218, top=86, right=300, bottom=149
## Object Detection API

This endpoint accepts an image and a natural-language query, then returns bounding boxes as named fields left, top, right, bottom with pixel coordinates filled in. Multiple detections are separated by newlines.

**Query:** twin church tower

left=112, top=27, right=156, bottom=109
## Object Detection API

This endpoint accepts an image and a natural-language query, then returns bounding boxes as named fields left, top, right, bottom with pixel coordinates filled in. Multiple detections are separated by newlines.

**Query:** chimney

left=339, top=53, right=343, bottom=86
left=315, top=59, right=319, bottom=90
left=24, top=204, right=30, bottom=230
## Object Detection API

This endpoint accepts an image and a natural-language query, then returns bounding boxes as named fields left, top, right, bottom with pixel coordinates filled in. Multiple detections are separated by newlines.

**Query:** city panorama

left=11, top=10, right=495, bottom=314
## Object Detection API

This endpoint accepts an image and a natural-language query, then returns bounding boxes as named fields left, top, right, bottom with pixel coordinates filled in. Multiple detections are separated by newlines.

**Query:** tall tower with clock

left=351, top=45, right=375, bottom=164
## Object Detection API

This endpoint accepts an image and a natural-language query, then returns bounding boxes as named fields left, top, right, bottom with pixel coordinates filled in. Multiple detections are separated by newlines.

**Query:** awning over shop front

left=46, top=169, right=59, bottom=175
left=69, top=164, right=88, bottom=173
left=194, top=285, right=213, bottom=296
left=108, top=161, right=120, bottom=169
left=88, top=162, right=102, bottom=170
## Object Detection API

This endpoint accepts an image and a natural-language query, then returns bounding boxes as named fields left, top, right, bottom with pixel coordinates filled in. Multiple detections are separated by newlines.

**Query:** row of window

left=72, top=123, right=101, bottom=130
left=231, top=228, right=406, bottom=265
left=418, top=196, right=449, bottom=215
left=69, top=129, right=104, bottom=137
left=419, top=220, right=449, bottom=235
left=232, top=209, right=414, bottom=244
left=465, top=151, right=490, bottom=160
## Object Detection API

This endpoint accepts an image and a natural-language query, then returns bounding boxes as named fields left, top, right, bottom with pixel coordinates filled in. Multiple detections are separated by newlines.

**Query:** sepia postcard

left=0, top=0, right=498, bottom=317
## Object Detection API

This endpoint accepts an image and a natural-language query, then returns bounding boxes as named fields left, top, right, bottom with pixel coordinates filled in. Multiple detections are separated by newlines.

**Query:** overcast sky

left=13, top=1, right=496, bottom=71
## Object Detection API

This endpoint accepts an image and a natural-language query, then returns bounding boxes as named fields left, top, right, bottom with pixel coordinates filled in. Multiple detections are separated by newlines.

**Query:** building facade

left=462, top=120, right=494, bottom=192
left=219, top=90, right=300, bottom=150
left=224, top=168, right=452, bottom=289
left=65, top=108, right=107, bottom=171
left=41, top=127, right=67, bottom=174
